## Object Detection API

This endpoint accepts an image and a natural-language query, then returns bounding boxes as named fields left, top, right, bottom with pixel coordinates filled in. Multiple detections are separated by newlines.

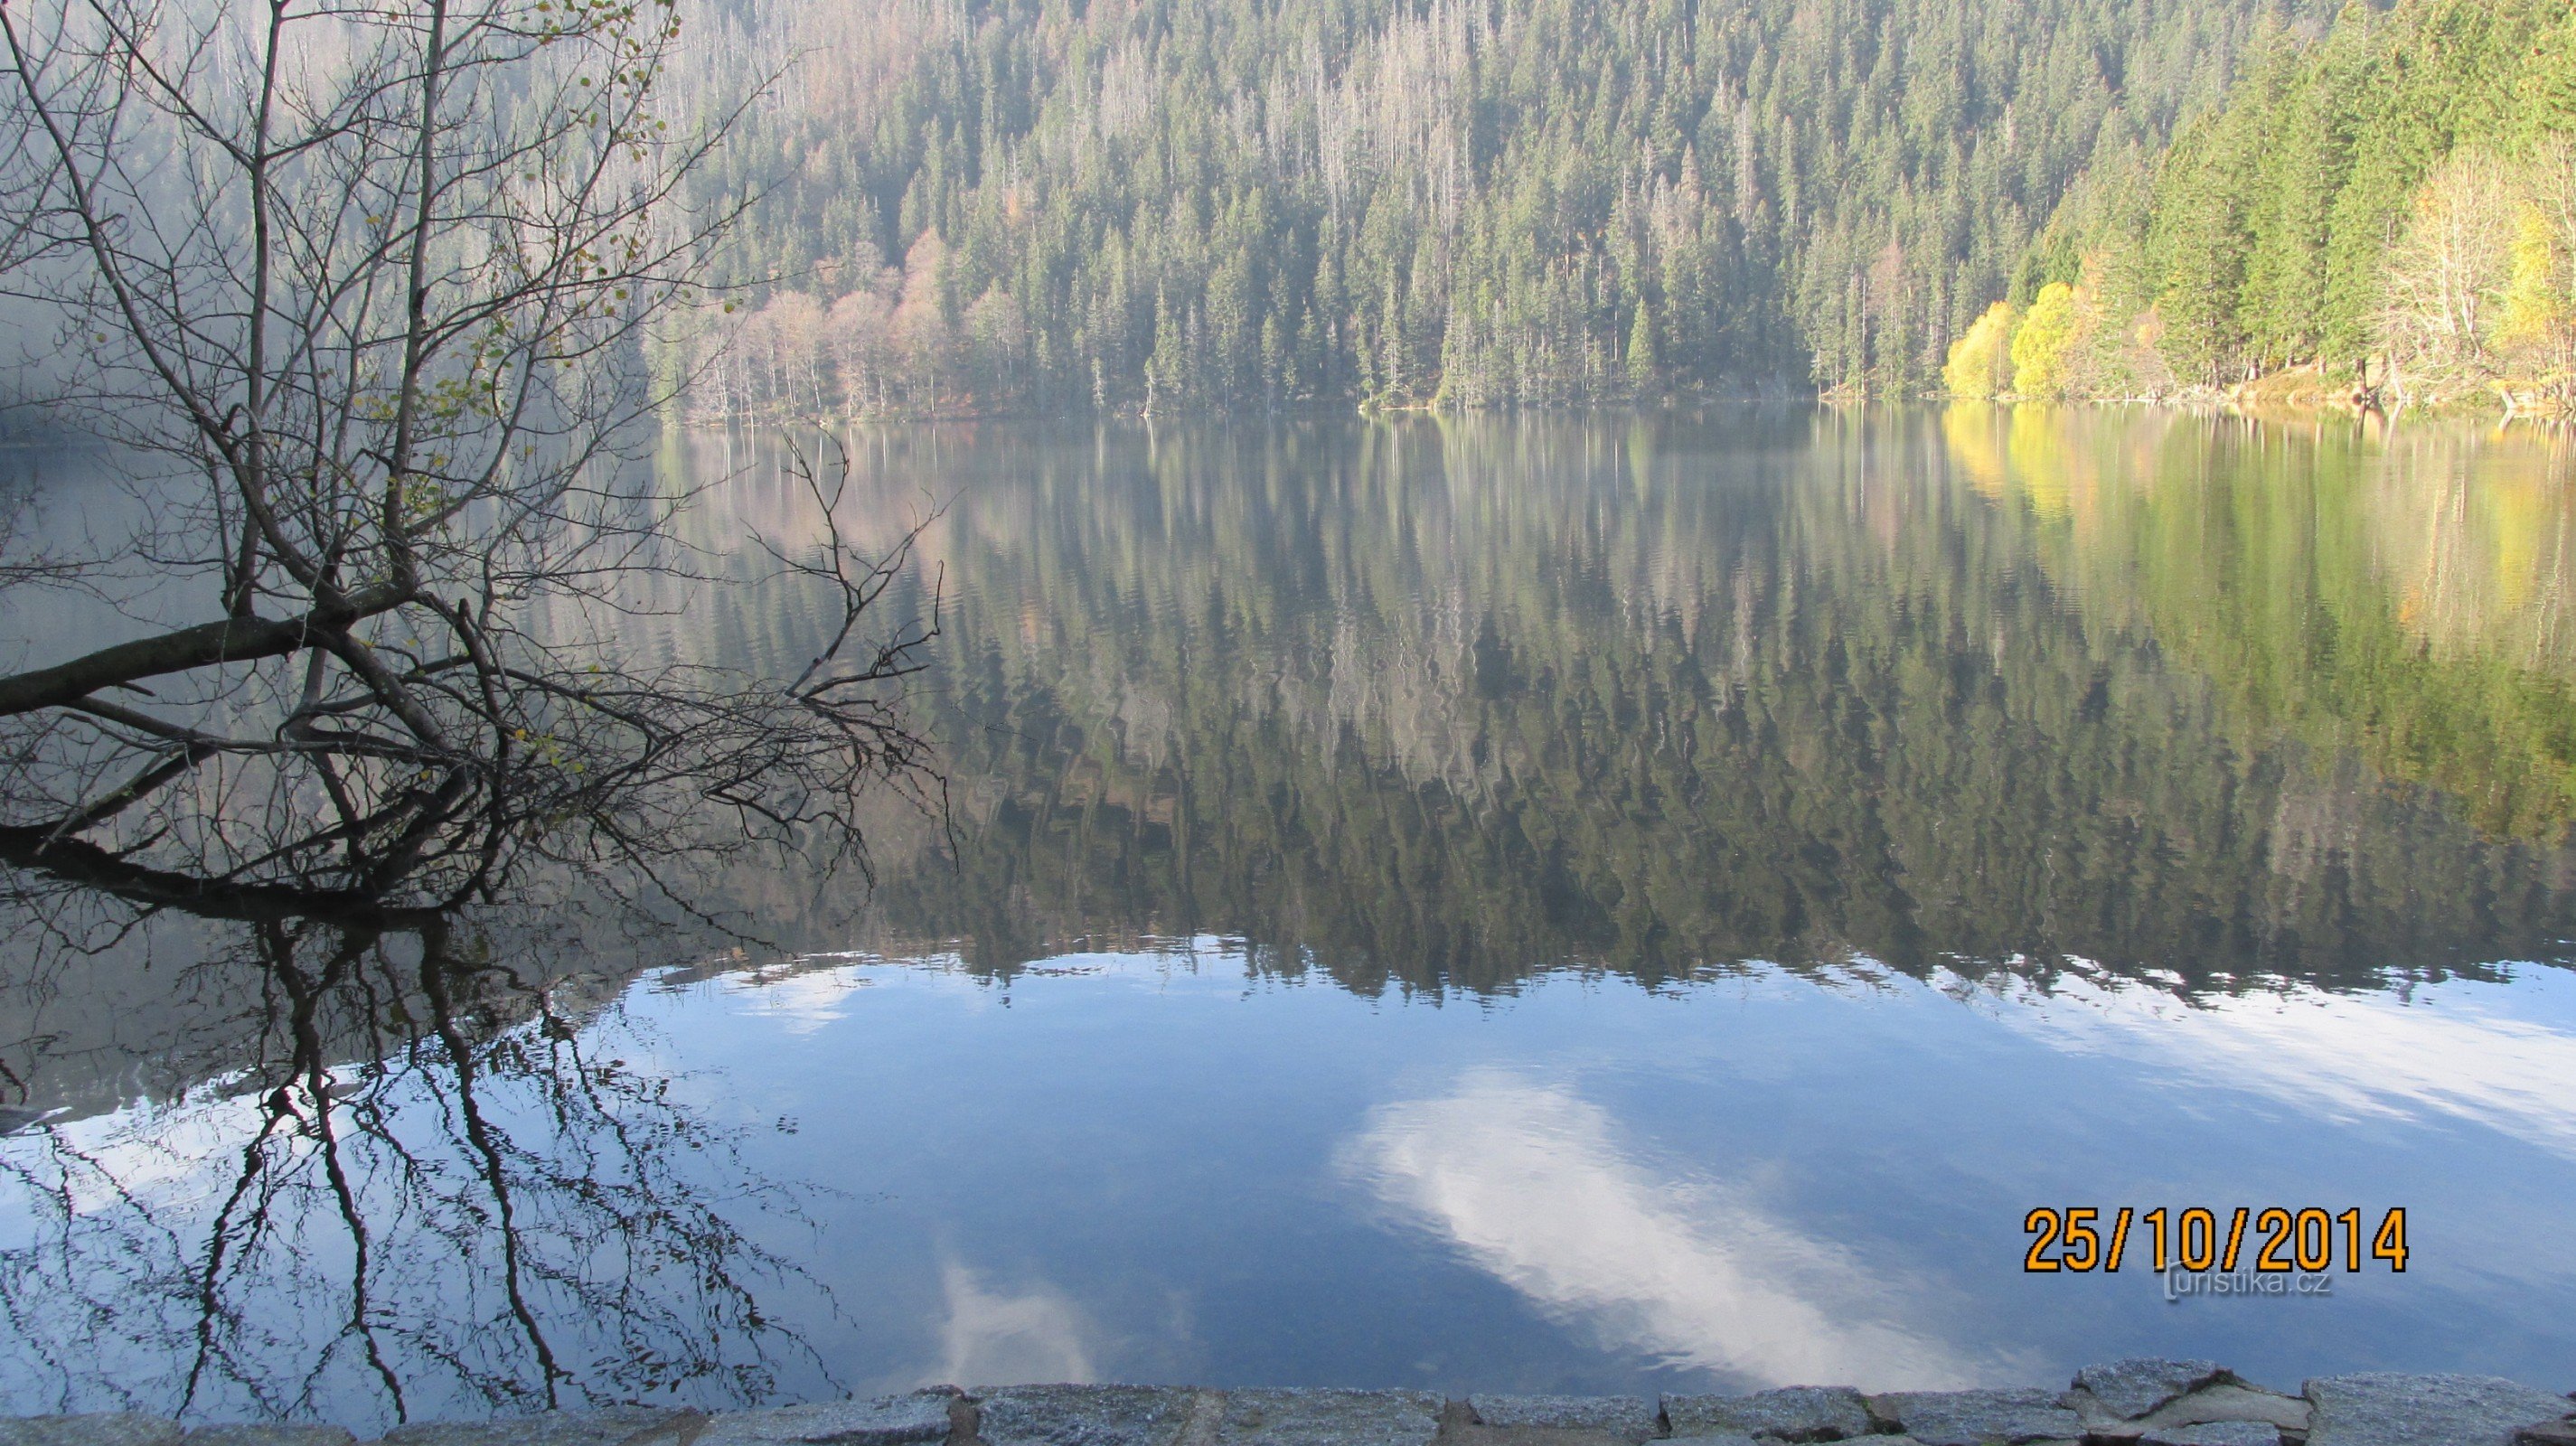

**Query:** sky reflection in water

left=14, top=944, right=2576, bottom=1430
left=5, top=410, right=2576, bottom=1430
left=656, top=946, right=2576, bottom=1400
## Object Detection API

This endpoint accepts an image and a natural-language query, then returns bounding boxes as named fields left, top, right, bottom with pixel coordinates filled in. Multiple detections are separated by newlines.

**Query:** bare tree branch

left=0, top=0, right=935, bottom=907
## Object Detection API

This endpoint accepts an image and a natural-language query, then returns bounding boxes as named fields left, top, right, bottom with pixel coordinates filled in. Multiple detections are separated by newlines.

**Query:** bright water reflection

left=5, top=409, right=2576, bottom=1431
left=1345, top=1070, right=1986, bottom=1388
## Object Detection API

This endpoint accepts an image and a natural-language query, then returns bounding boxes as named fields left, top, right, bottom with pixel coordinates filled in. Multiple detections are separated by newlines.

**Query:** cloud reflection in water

left=1980, top=971, right=2576, bottom=1160
left=717, top=962, right=878, bottom=1038
left=936, top=1262, right=1098, bottom=1386
left=1344, top=1070, right=1987, bottom=1390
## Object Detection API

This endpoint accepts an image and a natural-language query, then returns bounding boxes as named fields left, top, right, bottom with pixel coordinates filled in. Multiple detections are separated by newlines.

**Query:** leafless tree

left=2377, top=148, right=2517, bottom=403
left=0, top=0, right=933, bottom=910
left=0, top=475, right=86, bottom=591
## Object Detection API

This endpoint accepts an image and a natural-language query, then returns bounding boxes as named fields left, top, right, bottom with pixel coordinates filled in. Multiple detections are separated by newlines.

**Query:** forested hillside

left=665, top=0, right=2335, bottom=417
left=1946, top=0, right=2576, bottom=408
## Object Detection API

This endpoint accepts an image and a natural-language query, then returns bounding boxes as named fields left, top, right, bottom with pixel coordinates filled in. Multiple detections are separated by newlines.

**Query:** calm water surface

left=5, top=409, right=2575, bottom=1430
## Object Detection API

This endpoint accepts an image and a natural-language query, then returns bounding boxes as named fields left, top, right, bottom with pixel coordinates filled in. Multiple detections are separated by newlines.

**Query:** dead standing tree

left=0, top=0, right=934, bottom=907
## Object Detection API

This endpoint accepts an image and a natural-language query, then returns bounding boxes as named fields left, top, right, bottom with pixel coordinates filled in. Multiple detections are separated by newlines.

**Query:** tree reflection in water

left=825, top=411, right=2576, bottom=995
left=6, top=409, right=2576, bottom=1426
left=0, top=887, right=840, bottom=1431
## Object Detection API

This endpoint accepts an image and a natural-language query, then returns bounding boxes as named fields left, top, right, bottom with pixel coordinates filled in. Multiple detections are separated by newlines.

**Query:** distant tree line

left=1945, top=0, right=2576, bottom=408
left=660, top=0, right=2333, bottom=418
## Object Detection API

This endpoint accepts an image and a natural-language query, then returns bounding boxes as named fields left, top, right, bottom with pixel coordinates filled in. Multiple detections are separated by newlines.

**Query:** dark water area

left=5, top=408, right=2575, bottom=1432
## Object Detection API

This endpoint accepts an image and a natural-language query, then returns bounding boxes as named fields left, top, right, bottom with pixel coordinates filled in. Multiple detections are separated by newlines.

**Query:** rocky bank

left=5, top=1361, right=2572, bottom=1446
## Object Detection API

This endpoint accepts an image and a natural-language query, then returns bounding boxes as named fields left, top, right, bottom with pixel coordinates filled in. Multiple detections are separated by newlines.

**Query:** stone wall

left=5, top=1362, right=2571, bottom=1446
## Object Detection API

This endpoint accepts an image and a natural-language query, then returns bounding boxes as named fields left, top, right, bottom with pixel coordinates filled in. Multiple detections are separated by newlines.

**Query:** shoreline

left=12, top=1361, right=2572, bottom=1446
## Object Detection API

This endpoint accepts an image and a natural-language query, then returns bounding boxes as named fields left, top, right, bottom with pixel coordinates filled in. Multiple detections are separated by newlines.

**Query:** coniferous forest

left=664, top=0, right=2350, bottom=417
left=1947, top=0, right=2576, bottom=408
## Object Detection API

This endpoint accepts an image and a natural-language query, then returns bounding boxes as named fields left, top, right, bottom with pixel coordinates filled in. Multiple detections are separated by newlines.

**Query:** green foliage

left=1952, top=0, right=2576, bottom=400
left=2148, top=94, right=2261, bottom=383
left=679, top=0, right=2336, bottom=415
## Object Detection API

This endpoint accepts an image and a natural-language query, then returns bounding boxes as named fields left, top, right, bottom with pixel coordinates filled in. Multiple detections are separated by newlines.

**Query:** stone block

left=2305, top=1375, right=2573, bottom=1446
left=694, top=1395, right=953, bottom=1446
left=1465, top=1397, right=1655, bottom=1441
left=2132, top=1385, right=2308, bottom=1436
left=381, top=1408, right=702, bottom=1446
left=2139, top=1423, right=2277, bottom=1446
left=972, top=1386, right=1196, bottom=1446
left=1660, top=1387, right=1874, bottom=1441
left=2073, top=1360, right=2230, bottom=1421
left=1869, top=1389, right=2082, bottom=1446
left=0, top=1417, right=183, bottom=1446
left=1210, top=1390, right=1442, bottom=1446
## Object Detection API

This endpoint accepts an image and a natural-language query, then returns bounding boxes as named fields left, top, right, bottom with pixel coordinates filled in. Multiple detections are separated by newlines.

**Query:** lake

left=4, top=408, right=2575, bottom=1433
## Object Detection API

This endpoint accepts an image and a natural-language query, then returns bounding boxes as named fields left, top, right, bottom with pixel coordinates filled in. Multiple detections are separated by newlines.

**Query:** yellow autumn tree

left=1943, top=301, right=2021, bottom=399
left=2011, top=283, right=2082, bottom=398
left=2503, top=137, right=2576, bottom=397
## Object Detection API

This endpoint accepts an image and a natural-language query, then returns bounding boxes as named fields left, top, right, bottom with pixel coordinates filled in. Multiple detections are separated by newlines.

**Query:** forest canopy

left=1945, top=0, right=2576, bottom=408
left=663, top=0, right=2341, bottom=417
